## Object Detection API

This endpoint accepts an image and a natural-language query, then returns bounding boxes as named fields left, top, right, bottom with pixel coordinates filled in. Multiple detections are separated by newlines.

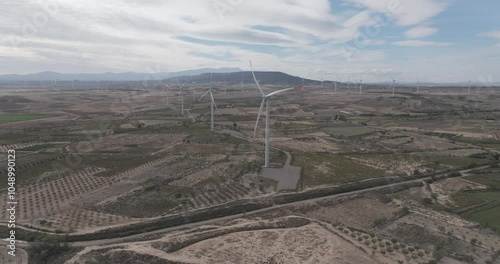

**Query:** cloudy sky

left=1, top=0, right=499, bottom=82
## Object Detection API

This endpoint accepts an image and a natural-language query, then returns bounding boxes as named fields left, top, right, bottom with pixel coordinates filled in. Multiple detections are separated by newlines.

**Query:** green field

left=465, top=174, right=500, bottom=188
left=0, top=114, right=50, bottom=123
left=431, top=156, right=490, bottom=167
left=292, top=153, right=385, bottom=187
left=451, top=192, right=486, bottom=208
left=460, top=191, right=500, bottom=232
left=322, top=126, right=375, bottom=137
left=468, top=205, right=500, bottom=231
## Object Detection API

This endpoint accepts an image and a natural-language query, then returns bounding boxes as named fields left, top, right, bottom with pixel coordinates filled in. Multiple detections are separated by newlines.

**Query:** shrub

left=26, top=235, right=70, bottom=264
left=423, top=198, right=433, bottom=204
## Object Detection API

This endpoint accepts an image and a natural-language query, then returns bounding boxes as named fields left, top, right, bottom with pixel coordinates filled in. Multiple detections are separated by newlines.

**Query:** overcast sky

left=1, top=0, right=499, bottom=82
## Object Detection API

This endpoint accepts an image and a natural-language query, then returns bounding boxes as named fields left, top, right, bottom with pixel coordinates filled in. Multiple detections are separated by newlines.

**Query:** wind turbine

left=176, top=78, right=189, bottom=115
left=359, top=76, right=363, bottom=94
left=240, top=73, right=245, bottom=92
left=391, top=76, right=396, bottom=96
left=301, top=78, right=304, bottom=91
left=190, top=76, right=196, bottom=100
left=199, top=69, right=219, bottom=131
left=250, top=61, right=296, bottom=168
left=163, top=84, right=170, bottom=106
left=416, top=74, right=420, bottom=93
left=468, top=80, right=471, bottom=94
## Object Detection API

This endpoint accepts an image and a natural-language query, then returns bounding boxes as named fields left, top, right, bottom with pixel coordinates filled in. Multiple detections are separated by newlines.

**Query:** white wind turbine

left=250, top=61, right=296, bottom=168
left=468, top=80, right=471, bottom=94
left=176, top=78, right=189, bottom=115
left=301, top=78, right=304, bottom=91
left=417, top=74, right=420, bottom=93
left=359, top=76, right=363, bottom=94
left=391, top=76, right=396, bottom=96
left=190, top=76, right=196, bottom=100
left=241, top=73, right=245, bottom=92
left=163, top=84, right=170, bottom=106
left=199, top=70, right=219, bottom=131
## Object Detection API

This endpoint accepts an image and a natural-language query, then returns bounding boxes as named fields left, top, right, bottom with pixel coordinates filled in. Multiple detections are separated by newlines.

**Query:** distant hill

left=170, top=71, right=314, bottom=86
left=0, top=68, right=242, bottom=82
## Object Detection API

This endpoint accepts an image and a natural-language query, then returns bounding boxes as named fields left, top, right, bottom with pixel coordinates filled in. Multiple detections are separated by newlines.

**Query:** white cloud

left=393, top=40, right=452, bottom=47
left=344, top=0, right=449, bottom=26
left=361, top=39, right=386, bottom=45
left=405, top=27, right=439, bottom=38
left=0, top=0, right=499, bottom=83
left=478, top=31, right=500, bottom=39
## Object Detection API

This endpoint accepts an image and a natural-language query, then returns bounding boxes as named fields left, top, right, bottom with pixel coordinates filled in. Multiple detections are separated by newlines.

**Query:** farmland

left=0, top=83, right=499, bottom=264
left=0, top=114, right=50, bottom=123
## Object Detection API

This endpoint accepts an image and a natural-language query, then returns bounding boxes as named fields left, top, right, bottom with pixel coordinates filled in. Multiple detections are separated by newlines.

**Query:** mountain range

left=0, top=68, right=242, bottom=82
left=0, top=69, right=498, bottom=87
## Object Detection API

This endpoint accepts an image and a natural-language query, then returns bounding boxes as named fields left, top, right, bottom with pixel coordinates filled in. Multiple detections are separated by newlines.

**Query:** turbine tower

left=199, top=69, right=219, bottom=131
left=165, top=84, right=170, bottom=105
left=359, top=76, right=363, bottom=94
left=468, top=80, right=471, bottom=94
left=176, top=78, right=188, bottom=115
left=241, top=73, right=245, bottom=92
left=250, top=61, right=296, bottom=168
left=391, top=77, right=396, bottom=96
left=417, top=74, right=420, bottom=93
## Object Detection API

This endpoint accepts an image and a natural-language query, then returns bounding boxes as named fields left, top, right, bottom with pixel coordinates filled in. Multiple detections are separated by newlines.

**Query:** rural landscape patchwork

left=1, top=74, right=500, bottom=264
left=2, top=0, right=500, bottom=263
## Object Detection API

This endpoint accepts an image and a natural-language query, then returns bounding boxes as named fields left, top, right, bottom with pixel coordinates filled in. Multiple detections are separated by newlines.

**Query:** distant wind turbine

left=164, top=84, right=170, bottom=106
left=391, top=76, right=396, bottom=96
left=359, top=76, right=363, bottom=94
left=176, top=78, right=189, bottom=115
left=250, top=60, right=296, bottom=168
left=199, top=67, right=219, bottom=131
left=468, top=80, right=471, bottom=94
left=240, top=73, right=245, bottom=92
left=416, top=74, right=420, bottom=93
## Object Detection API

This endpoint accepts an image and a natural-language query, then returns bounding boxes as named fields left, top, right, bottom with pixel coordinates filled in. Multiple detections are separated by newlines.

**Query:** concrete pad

left=260, top=165, right=301, bottom=191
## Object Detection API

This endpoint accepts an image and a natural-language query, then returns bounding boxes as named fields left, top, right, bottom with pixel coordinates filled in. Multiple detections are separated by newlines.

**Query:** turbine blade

left=210, top=91, right=220, bottom=113
left=254, top=98, right=266, bottom=138
left=199, top=90, right=210, bottom=101
left=266, top=87, right=294, bottom=97
left=249, top=60, right=265, bottom=97
left=210, top=60, right=215, bottom=89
